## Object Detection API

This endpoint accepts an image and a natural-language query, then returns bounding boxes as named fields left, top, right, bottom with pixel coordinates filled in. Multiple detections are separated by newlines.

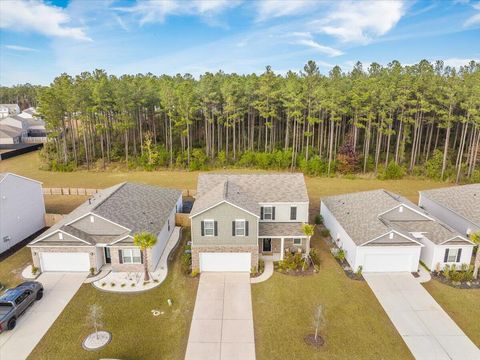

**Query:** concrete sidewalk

left=0, top=273, right=86, bottom=360
left=364, top=272, right=480, bottom=360
left=185, top=273, right=256, bottom=360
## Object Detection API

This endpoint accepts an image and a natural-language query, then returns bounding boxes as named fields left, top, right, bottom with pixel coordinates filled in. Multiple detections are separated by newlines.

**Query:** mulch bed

left=332, top=256, right=364, bottom=281
left=276, top=267, right=317, bottom=276
left=431, top=273, right=480, bottom=289
left=304, top=334, right=325, bottom=348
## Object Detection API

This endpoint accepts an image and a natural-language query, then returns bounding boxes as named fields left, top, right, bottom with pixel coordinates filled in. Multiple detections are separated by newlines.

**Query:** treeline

left=0, top=84, right=43, bottom=109
left=10, top=60, right=480, bottom=182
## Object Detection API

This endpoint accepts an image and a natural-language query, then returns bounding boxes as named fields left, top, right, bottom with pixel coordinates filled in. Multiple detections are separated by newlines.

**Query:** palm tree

left=133, top=232, right=157, bottom=282
left=302, top=223, right=315, bottom=254
left=470, top=231, right=480, bottom=279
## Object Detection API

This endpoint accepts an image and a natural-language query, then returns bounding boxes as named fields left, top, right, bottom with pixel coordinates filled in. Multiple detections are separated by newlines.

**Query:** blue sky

left=0, top=0, right=479, bottom=85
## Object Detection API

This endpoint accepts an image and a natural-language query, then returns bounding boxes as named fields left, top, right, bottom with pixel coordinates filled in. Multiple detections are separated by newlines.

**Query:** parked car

left=0, top=281, right=43, bottom=332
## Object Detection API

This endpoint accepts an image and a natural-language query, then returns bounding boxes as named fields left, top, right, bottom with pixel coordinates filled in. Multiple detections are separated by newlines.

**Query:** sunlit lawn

left=0, top=247, right=32, bottom=290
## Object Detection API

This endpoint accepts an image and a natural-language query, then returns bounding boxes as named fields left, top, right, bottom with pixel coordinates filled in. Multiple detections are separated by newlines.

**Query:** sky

left=0, top=0, right=479, bottom=86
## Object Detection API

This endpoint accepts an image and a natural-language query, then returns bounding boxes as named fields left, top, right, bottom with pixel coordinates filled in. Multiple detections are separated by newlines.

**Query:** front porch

left=258, top=236, right=310, bottom=261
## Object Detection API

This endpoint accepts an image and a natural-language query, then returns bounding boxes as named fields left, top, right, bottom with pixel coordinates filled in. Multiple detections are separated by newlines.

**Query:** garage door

left=40, top=252, right=90, bottom=272
left=199, top=252, right=251, bottom=272
left=363, top=254, right=413, bottom=272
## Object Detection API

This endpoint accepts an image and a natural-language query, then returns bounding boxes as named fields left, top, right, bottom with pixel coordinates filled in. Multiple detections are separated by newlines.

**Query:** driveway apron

left=0, top=272, right=87, bottom=360
left=185, top=273, right=255, bottom=360
left=364, top=272, right=480, bottom=360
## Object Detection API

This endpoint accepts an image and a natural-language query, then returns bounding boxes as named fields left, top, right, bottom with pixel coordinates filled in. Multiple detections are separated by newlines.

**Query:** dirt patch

left=304, top=334, right=325, bottom=348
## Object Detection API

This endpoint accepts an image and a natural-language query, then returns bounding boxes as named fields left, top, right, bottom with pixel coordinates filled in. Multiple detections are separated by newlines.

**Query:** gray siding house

left=419, top=184, right=480, bottom=237
left=190, top=173, right=310, bottom=272
left=29, top=183, right=182, bottom=273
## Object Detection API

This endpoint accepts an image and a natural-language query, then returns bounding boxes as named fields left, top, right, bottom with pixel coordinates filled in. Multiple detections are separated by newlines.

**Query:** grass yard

left=0, top=247, right=32, bottom=290
left=252, top=231, right=414, bottom=360
left=423, top=281, right=480, bottom=347
left=44, top=195, right=89, bottom=213
left=28, top=229, right=198, bottom=360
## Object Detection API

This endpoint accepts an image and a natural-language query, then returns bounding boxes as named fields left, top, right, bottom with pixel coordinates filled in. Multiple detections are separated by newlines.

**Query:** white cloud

left=0, top=0, right=91, bottom=41
left=464, top=3, right=480, bottom=27
left=119, top=0, right=241, bottom=25
left=292, top=32, right=343, bottom=57
left=442, top=58, right=479, bottom=68
left=256, top=0, right=316, bottom=21
left=5, top=44, right=38, bottom=52
left=311, top=0, right=405, bottom=44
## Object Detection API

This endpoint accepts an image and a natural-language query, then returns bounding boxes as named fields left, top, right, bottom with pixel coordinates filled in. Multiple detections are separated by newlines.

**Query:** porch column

left=280, top=237, right=284, bottom=260
left=306, top=236, right=311, bottom=255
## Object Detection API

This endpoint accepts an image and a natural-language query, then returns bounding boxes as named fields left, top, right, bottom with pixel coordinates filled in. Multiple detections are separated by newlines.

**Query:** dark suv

left=0, top=281, right=43, bottom=332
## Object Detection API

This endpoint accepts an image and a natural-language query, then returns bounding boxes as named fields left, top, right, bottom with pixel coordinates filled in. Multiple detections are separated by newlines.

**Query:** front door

left=104, top=247, right=111, bottom=264
left=262, top=238, right=272, bottom=252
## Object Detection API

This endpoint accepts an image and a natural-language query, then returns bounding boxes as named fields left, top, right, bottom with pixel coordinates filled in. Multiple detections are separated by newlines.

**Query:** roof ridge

left=91, top=182, right=127, bottom=211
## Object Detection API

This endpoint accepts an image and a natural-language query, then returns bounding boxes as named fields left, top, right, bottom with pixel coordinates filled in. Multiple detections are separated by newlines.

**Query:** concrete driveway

left=0, top=272, right=87, bottom=360
left=364, top=272, right=480, bottom=360
left=185, top=273, right=255, bottom=360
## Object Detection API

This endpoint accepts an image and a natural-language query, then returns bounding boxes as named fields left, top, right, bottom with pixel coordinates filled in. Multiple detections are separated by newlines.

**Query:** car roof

left=0, top=283, right=37, bottom=302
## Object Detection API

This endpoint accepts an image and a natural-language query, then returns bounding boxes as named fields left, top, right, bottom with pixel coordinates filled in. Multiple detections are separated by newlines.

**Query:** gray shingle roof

left=321, top=189, right=467, bottom=246
left=259, top=222, right=306, bottom=237
left=30, top=183, right=181, bottom=246
left=421, top=184, right=480, bottom=227
left=191, top=173, right=308, bottom=216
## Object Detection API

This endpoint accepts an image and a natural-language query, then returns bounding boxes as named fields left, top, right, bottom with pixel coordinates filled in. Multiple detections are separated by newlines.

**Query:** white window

left=235, top=220, right=245, bottom=236
left=204, top=220, right=215, bottom=236
left=293, top=238, right=302, bottom=245
left=263, top=206, right=273, bottom=220
left=447, top=249, right=459, bottom=262
left=122, top=249, right=142, bottom=264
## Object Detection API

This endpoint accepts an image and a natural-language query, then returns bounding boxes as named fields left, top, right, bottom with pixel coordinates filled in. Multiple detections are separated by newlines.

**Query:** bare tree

left=86, top=304, right=104, bottom=339
left=313, top=304, right=326, bottom=341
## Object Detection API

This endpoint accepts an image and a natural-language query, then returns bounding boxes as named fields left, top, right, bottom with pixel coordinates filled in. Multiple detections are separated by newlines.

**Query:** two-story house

left=189, top=173, right=310, bottom=272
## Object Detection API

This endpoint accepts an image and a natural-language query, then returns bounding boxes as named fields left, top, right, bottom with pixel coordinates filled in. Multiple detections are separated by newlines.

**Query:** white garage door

left=364, top=254, right=413, bottom=272
left=40, top=252, right=90, bottom=272
left=199, top=252, right=251, bottom=272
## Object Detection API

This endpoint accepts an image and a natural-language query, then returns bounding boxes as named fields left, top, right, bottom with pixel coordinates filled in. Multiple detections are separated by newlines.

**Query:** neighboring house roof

left=259, top=222, right=306, bottom=237
left=191, top=173, right=308, bottom=217
left=30, top=183, right=181, bottom=246
left=321, top=189, right=470, bottom=246
left=420, top=184, right=480, bottom=227
left=0, top=172, right=42, bottom=185
left=0, top=124, right=22, bottom=138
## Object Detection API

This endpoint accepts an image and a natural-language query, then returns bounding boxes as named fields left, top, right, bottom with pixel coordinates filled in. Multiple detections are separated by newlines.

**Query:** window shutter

left=201, top=221, right=205, bottom=236
left=245, top=221, right=249, bottom=236
left=272, top=207, right=276, bottom=220
left=118, top=250, right=123, bottom=264
left=232, top=221, right=236, bottom=236
left=140, top=250, right=144, bottom=264
left=260, top=207, right=264, bottom=220
left=444, top=249, right=449, bottom=262
left=214, top=221, right=218, bottom=236
left=290, top=207, right=297, bottom=220
left=456, top=249, right=462, bottom=262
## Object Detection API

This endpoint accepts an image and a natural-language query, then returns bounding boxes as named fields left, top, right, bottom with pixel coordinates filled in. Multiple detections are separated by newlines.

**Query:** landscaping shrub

left=335, top=248, right=346, bottom=263
left=315, top=214, right=323, bottom=225
left=309, top=249, right=320, bottom=266
left=320, top=228, right=330, bottom=238
left=277, top=252, right=304, bottom=271
left=181, top=252, right=192, bottom=275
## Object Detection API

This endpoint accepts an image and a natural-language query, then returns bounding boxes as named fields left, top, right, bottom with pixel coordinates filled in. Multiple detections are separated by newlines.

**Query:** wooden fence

left=43, top=187, right=100, bottom=196
left=175, top=213, right=191, bottom=227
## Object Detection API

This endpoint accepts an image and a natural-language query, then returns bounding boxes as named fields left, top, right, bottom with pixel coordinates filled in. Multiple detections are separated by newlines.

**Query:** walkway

left=0, top=273, right=86, bottom=360
left=251, top=260, right=273, bottom=284
left=364, top=272, right=480, bottom=360
left=185, top=273, right=255, bottom=360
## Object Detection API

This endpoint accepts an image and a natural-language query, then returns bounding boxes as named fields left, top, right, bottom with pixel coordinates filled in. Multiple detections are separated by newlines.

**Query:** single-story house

left=321, top=189, right=474, bottom=272
left=190, top=173, right=310, bottom=272
left=0, top=173, right=45, bottom=254
left=29, top=183, right=182, bottom=273
left=419, top=184, right=480, bottom=238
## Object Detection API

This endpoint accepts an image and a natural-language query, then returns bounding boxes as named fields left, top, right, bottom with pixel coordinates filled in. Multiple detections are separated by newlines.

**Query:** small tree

left=313, top=304, right=326, bottom=341
left=302, top=223, right=315, bottom=254
left=86, top=304, right=103, bottom=340
left=133, top=232, right=157, bottom=282
left=471, top=232, right=480, bottom=279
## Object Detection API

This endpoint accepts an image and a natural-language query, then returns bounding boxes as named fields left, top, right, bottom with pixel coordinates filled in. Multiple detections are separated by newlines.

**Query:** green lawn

left=0, top=247, right=32, bottom=290
left=423, top=281, right=480, bottom=347
left=28, top=229, right=198, bottom=360
left=252, top=231, right=414, bottom=360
